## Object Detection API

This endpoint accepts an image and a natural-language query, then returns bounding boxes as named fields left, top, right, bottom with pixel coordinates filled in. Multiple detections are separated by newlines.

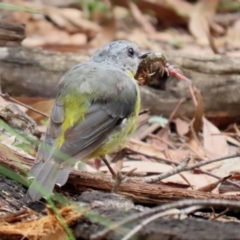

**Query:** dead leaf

left=186, top=88, right=204, bottom=137
left=174, top=118, right=189, bottom=136
left=189, top=0, right=219, bottom=45
left=26, top=99, right=54, bottom=124
left=129, top=139, right=166, bottom=160
left=203, top=117, right=229, bottom=158
left=197, top=175, right=231, bottom=192
left=166, top=149, right=190, bottom=163
left=214, top=156, right=240, bottom=179
left=185, top=88, right=205, bottom=158
left=186, top=137, right=206, bottom=159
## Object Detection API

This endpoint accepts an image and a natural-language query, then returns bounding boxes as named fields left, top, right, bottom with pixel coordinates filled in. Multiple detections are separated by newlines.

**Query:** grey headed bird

left=25, top=40, right=149, bottom=202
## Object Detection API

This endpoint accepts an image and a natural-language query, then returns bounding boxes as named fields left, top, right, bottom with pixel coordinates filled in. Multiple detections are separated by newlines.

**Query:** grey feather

left=25, top=160, right=60, bottom=202
left=51, top=100, right=64, bottom=124
left=26, top=40, right=144, bottom=202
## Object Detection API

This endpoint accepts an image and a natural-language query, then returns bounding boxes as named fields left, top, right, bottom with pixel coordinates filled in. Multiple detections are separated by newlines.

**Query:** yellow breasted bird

left=25, top=40, right=149, bottom=202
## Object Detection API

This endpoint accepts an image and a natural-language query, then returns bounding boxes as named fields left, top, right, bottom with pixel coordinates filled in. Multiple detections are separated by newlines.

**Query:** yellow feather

left=56, top=92, right=88, bottom=147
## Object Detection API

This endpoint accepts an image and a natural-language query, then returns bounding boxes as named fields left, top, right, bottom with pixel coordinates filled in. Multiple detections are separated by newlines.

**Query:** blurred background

left=1, top=0, right=240, bottom=56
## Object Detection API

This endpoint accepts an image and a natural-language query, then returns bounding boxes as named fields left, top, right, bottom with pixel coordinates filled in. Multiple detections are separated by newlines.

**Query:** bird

left=25, top=40, right=149, bottom=202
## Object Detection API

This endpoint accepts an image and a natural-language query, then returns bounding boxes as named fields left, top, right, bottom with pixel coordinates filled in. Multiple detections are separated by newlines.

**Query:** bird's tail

left=25, top=160, right=60, bottom=203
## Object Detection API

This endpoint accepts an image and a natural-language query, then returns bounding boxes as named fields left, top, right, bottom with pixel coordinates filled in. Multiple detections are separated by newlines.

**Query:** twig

left=148, top=134, right=176, bottom=149
left=196, top=168, right=240, bottom=191
left=145, top=153, right=240, bottom=183
left=183, top=153, right=240, bottom=171
left=145, top=155, right=191, bottom=183
left=0, top=93, right=49, bottom=118
left=158, top=99, right=184, bottom=136
left=90, top=199, right=240, bottom=240
left=212, top=208, right=229, bottom=220
left=196, top=175, right=231, bottom=192
left=126, top=146, right=179, bottom=166
left=139, top=108, right=149, bottom=115
left=122, top=205, right=202, bottom=240
left=164, top=150, right=192, bottom=188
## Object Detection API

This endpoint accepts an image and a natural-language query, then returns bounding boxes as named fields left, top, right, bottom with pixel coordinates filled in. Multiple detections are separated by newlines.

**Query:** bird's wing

left=30, top=62, right=138, bottom=176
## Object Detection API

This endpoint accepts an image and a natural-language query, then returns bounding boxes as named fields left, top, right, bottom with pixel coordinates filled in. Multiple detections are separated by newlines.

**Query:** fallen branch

left=1, top=143, right=240, bottom=206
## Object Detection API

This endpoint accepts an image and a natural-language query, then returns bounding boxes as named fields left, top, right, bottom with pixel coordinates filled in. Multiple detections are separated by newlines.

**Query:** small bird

left=25, top=40, right=149, bottom=202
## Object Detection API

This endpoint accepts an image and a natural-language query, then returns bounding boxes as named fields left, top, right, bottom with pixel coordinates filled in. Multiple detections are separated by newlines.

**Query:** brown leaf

left=129, top=139, right=166, bottom=160
left=192, top=88, right=204, bottom=134
left=185, top=88, right=205, bottom=157
left=175, top=118, right=189, bottom=136
left=166, top=149, right=191, bottom=163
left=189, top=0, right=219, bottom=44
left=203, top=117, right=229, bottom=158
left=26, top=99, right=54, bottom=124
left=197, top=175, right=231, bottom=192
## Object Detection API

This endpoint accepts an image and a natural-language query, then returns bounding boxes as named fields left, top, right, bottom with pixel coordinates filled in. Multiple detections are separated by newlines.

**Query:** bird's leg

left=101, top=149, right=127, bottom=193
left=101, top=156, right=117, bottom=179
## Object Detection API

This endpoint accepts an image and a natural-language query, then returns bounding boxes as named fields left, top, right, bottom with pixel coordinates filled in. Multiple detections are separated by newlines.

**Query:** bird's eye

left=128, top=47, right=134, bottom=57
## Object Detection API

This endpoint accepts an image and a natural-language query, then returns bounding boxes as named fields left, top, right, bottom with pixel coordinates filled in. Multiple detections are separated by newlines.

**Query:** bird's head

left=90, top=40, right=148, bottom=77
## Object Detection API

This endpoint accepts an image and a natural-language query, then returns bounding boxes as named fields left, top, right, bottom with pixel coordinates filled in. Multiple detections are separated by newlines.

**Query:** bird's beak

left=138, top=51, right=149, bottom=59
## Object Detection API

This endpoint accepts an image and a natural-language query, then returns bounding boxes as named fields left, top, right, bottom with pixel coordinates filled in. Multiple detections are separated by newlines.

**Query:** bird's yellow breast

left=88, top=78, right=140, bottom=158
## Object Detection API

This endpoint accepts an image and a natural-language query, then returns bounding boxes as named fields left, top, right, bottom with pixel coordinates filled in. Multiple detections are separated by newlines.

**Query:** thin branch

left=164, top=151, right=192, bottom=188
left=212, top=208, right=229, bottom=220
left=145, top=155, right=191, bottom=183
left=145, top=153, right=240, bottom=183
left=126, top=146, right=179, bottom=166
left=148, top=134, right=176, bottom=149
left=139, top=108, right=149, bottom=115
left=158, top=99, right=184, bottom=136
left=0, top=93, right=49, bottom=118
left=196, top=168, right=240, bottom=191
left=196, top=175, right=231, bottom=192
left=122, top=205, right=202, bottom=240
left=90, top=199, right=240, bottom=240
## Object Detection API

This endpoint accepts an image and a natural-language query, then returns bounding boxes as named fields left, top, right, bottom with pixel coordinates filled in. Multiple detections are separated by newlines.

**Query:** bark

left=0, top=46, right=239, bottom=124
left=1, top=142, right=240, bottom=205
